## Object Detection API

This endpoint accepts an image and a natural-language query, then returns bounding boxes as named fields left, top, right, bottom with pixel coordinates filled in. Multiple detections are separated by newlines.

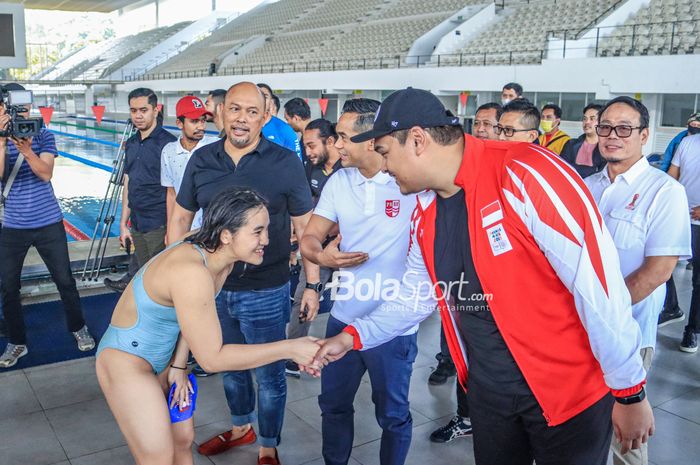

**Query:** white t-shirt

left=586, top=157, right=691, bottom=349
left=672, top=133, right=700, bottom=225
left=314, top=168, right=418, bottom=335
left=161, top=135, right=218, bottom=229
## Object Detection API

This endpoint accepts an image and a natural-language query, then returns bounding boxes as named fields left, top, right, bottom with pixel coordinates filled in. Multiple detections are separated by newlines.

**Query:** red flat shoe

left=258, top=449, right=281, bottom=465
left=197, top=427, right=257, bottom=456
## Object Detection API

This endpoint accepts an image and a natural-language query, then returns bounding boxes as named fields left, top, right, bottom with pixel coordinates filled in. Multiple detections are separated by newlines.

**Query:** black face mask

left=688, top=126, right=700, bottom=135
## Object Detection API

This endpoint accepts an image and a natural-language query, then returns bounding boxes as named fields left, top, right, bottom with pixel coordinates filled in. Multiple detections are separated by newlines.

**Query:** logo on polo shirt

left=385, top=200, right=400, bottom=217
left=626, top=193, right=640, bottom=210
left=192, top=98, right=203, bottom=109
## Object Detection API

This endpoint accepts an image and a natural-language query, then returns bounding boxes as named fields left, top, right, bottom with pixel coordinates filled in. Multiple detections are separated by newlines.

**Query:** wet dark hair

left=185, top=187, right=268, bottom=252
left=502, top=82, right=523, bottom=96
left=128, top=87, right=157, bottom=108
left=305, top=118, right=337, bottom=144
left=284, top=97, right=311, bottom=120
left=599, top=96, right=649, bottom=129
left=476, top=102, right=503, bottom=121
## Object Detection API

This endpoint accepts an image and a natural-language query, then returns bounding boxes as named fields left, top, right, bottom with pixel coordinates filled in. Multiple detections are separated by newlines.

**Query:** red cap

left=176, top=96, right=212, bottom=119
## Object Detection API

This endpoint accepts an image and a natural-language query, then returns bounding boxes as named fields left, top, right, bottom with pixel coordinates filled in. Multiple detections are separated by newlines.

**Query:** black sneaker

left=428, top=358, right=456, bottom=385
left=429, top=415, right=472, bottom=443
left=285, top=360, right=301, bottom=378
left=104, top=277, right=128, bottom=293
left=192, top=363, right=214, bottom=377
left=658, top=308, right=685, bottom=327
left=680, top=328, right=698, bottom=353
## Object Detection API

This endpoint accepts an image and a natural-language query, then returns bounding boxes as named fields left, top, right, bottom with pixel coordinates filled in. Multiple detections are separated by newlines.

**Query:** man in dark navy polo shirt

left=120, top=88, right=176, bottom=268
left=168, top=82, right=319, bottom=464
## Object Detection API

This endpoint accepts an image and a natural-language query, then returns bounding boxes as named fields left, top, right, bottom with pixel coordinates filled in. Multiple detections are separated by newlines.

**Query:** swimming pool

left=49, top=118, right=124, bottom=242
left=47, top=116, right=214, bottom=242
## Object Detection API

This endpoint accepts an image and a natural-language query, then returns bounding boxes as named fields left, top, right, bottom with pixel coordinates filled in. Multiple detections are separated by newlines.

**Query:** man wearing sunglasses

left=496, top=99, right=540, bottom=143
left=585, top=96, right=691, bottom=465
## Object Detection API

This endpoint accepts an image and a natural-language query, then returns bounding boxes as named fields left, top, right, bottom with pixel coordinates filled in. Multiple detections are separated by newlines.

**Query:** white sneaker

left=72, top=326, right=96, bottom=351
left=0, top=343, right=28, bottom=368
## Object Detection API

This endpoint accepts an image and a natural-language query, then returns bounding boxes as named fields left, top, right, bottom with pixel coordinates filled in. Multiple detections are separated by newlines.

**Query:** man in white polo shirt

left=585, top=97, right=691, bottom=465
left=300, top=98, right=419, bottom=465
left=162, top=95, right=218, bottom=232
left=668, top=131, right=700, bottom=353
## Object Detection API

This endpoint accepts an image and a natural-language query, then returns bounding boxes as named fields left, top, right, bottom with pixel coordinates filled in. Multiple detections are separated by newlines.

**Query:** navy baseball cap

left=350, top=87, right=462, bottom=143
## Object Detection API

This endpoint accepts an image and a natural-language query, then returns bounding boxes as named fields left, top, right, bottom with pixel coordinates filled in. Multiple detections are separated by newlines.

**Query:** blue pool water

left=45, top=116, right=216, bottom=242
left=49, top=119, right=124, bottom=242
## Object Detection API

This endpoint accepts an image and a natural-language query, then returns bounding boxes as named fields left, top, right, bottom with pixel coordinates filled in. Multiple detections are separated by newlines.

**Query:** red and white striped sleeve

left=501, top=144, right=646, bottom=394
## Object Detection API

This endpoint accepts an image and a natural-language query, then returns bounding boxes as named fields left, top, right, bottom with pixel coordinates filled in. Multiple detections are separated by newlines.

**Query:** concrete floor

left=0, top=264, right=698, bottom=465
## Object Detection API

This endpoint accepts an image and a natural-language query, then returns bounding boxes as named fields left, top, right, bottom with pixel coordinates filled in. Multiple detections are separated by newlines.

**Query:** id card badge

left=486, top=223, right=513, bottom=256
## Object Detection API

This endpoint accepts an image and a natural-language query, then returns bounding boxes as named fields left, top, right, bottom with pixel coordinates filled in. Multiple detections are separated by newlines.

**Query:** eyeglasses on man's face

left=595, top=124, right=643, bottom=138
left=495, top=125, right=537, bottom=137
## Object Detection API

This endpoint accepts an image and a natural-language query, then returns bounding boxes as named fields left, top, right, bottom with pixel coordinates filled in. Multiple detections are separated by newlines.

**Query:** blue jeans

left=319, top=316, right=418, bottom=465
left=216, top=282, right=290, bottom=448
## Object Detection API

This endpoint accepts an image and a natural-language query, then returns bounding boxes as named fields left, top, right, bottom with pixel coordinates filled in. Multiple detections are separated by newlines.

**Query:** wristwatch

left=305, top=282, right=323, bottom=293
left=614, top=386, right=646, bottom=405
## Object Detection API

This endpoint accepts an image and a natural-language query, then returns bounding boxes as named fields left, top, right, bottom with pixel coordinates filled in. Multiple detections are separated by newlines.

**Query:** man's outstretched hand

left=298, top=332, right=355, bottom=376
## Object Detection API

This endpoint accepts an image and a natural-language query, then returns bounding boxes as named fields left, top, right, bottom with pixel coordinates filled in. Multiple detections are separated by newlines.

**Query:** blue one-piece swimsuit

left=96, top=243, right=207, bottom=374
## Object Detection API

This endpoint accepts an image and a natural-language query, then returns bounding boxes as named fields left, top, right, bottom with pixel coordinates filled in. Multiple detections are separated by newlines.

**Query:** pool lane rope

left=67, top=115, right=220, bottom=136
left=51, top=120, right=121, bottom=135
left=63, top=219, right=90, bottom=241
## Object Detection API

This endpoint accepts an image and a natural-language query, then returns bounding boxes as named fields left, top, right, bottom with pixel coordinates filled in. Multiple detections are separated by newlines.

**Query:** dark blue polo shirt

left=177, top=136, right=313, bottom=291
left=124, top=126, right=176, bottom=232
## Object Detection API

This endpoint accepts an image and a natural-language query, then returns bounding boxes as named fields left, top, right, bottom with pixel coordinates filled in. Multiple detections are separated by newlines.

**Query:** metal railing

left=546, top=19, right=699, bottom=59
left=128, top=49, right=546, bottom=81
left=572, top=0, right=624, bottom=39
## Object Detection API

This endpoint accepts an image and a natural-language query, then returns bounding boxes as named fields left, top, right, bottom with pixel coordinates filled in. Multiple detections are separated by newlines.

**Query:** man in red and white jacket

left=313, top=88, right=654, bottom=465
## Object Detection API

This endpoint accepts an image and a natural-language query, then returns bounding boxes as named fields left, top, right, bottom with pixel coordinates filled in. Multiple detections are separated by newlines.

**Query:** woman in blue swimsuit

left=96, top=187, right=324, bottom=465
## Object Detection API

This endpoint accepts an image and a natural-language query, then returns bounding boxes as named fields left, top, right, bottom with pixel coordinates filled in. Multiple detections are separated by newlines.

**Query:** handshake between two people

left=287, top=331, right=355, bottom=377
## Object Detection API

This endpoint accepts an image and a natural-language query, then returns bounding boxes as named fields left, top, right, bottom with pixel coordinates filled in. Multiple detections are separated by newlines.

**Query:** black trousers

left=0, top=221, right=85, bottom=345
left=687, top=224, right=700, bottom=332
left=468, top=381, right=614, bottom=465
left=438, top=326, right=470, bottom=418
left=662, top=274, right=680, bottom=313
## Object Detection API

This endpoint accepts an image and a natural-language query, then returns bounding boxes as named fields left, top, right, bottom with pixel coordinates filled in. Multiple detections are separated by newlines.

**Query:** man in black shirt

left=304, top=119, right=342, bottom=202
left=168, top=82, right=319, bottom=465
left=120, top=88, right=176, bottom=268
left=286, top=119, right=342, bottom=377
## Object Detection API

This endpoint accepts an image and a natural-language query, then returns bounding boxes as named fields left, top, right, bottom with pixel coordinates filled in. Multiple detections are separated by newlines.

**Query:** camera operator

left=0, top=83, right=95, bottom=369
